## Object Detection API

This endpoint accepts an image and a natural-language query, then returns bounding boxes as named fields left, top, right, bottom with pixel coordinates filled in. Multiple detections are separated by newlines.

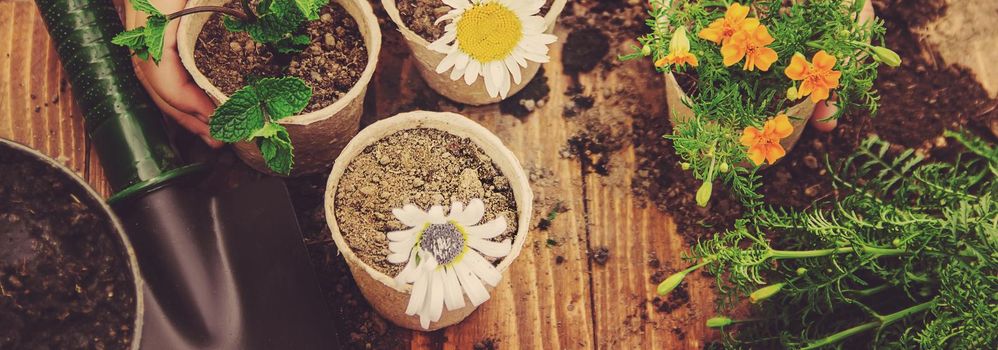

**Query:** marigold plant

left=625, top=0, right=899, bottom=206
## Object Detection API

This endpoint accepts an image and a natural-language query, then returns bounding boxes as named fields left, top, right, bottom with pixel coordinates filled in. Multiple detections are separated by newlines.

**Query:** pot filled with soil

left=664, top=72, right=816, bottom=162
left=324, top=111, right=532, bottom=330
left=177, top=0, right=381, bottom=175
left=383, top=0, right=567, bottom=105
left=0, top=139, right=144, bottom=349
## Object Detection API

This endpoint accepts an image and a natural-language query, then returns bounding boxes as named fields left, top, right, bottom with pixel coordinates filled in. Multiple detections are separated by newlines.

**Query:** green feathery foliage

left=661, top=132, right=998, bottom=348
left=624, top=0, right=898, bottom=207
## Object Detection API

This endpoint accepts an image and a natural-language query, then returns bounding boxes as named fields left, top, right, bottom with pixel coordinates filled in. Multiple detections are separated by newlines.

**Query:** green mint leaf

left=294, top=0, right=328, bottom=20
left=254, top=77, right=312, bottom=120
left=259, top=123, right=294, bottom=175
left=112, top=27, right=146, bottom=50
left=274, top=34, right=311, bottom=54
left=228, top=0, right=307, bottom=44
left=209, top=85, right=265, bottom=142
left=143, top=15, right=168, bottom=63
left=129, top=0, right=163, bottom=16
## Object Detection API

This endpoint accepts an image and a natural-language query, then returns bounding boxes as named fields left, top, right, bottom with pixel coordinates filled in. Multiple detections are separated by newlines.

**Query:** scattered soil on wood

left=590, top=246, right=610, bottom=265
left=472, top=337, right=500, bottom=350
left=194, top=1, right=368, bottom=112
left=0, top=143, right=137, bottom=349
left=397, top=0, right=553, bottom=42
left=335, top=128, right=518, bottom=277
left=562, top=26, right=609, bottom=75
left=499, top=68, right=551, bottom=117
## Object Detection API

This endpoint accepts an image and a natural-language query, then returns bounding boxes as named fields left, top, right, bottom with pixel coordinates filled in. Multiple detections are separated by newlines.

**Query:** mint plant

left=209, top=77, right=310, bottom=175
left=114, top=0, right=327, bottom=62
left=114, top=0, right=330, bottom=175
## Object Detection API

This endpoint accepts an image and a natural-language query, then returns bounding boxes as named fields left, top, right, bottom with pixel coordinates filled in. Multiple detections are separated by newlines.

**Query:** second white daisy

left=427, top=0, right=557, bottom=99
left=387, top=198, right=512, bottom=329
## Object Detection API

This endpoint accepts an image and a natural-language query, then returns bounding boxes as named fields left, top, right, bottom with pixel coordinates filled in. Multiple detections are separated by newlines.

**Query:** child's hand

left=124, top=0, right=223, bottom=148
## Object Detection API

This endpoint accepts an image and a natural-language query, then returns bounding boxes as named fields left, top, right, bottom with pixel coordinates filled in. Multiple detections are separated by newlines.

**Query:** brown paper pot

left=383, top=0, right=567, bottom=105
left=1, top=139, right=145, bottom=349
left=324, top=111, right=533, bottom=331
left=177, top=0, right=382, bottom=176
left=664, top=72, right=816, bottom=165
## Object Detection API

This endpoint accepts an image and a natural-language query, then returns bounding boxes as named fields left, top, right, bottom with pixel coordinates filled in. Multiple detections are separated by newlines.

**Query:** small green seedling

left=114, top=0, right=330, bottom=175
left=114, top=0, right=327, bottom=62
left=210, top=77, right=311, bottom=175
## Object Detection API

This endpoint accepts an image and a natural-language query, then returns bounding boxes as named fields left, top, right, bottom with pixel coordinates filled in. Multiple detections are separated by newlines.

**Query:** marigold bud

left=750, top=283, right=785, bottom=303
left=706, top=316, right=733, bottom=328
left=680, top=162, right=691, bottom=170
left=786, top=85, right=799, bottom=101
left=719, top=162, right=729, bottom=173
left=871, top=46, right=902, bottom=67
left=796, top=267, right=807, bottom=276
left=641, top=44, right=652, bottom=57
left=657, top=270, right=688, bottom=296
left=696, top=181, right=712, bottom=207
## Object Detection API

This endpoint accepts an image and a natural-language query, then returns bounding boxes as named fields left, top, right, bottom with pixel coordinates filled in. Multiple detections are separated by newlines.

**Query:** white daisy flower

left=388, top=198, right=512, bottom=329
left=427, top=0, right=558, bottom=99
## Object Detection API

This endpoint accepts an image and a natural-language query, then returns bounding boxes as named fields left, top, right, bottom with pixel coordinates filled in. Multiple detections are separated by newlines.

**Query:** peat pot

left=324, top=111, right=533, bottom=330
left=383, top=0, right=568, bottom=105
left=178, top=0, right=382, bottom=176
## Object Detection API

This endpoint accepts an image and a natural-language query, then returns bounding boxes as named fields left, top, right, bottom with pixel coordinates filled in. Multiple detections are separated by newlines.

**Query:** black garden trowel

left=35, top=0, right=340, bottom=348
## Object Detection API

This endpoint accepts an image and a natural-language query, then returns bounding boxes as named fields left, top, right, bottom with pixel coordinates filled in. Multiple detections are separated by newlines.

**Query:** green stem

left=849, top=284, right=890, bottom=297
left=166, top=6, right=249, bottom=21
left=801, top=299, right=937, bottom=349
left=770, top=246, right=906, bottom=259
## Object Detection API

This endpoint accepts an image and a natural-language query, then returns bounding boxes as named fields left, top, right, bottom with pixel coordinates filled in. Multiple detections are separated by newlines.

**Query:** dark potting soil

left=562, top=26, right=609, bottom=75
left=334, top=128, right=519, bottom=277
left=194, top=0, right=368, bottom=113
left=396, top=0, right=553, bottom=42
left=0, top=144, right=137, bottom=349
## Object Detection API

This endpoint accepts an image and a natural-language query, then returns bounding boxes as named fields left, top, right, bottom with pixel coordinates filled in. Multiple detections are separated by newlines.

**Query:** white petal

left=443, top=0, right=469, bottom=10
left=387, top=226, right=420, bottom=242
left=436, top=51, right=461, bottom=74
left=518, top=40, right=548, bottom=57
left=469, top=237, right=512, bottom=258
left=419, top=313, right=431, bottom=329
left=504, top=57, right=522, bottom=85
left=453, top=198, right=485, bottom=226
left=453, top=53, right=471, bottom=72
left=463, top=250, right=502, bottom=286
left=467, top=215, right=507, bottom=239
left=434, top=10, right=461, bottom=25
left=497, top=66, right=511, bottom=99
left=395, top=251, right=419, bottom=284
left=453, top=263, right=490, bottom=306
left=448, top=201, right=465, bottom=219
left=429, top=272, right=446, bottom=322
left=428, top=38, right=451, bottom=54
left=442, top=267, right=466, bottom=310
left=387, top=250, right=411, bottom=264
left=511, top=48, right=528, bottom=67
left=464, top=60, right=481, bottom=85
left=534, top=33, right=558, bottom=45
left=483, top=63, right=499, bottom=98
left=450, top=63, right=467, bottom=81
left=388, top=235, right=418, bottom=256
left=405, top=267, right=430, bottom=315
left=393, top=205, right=427, bottom=227
left=428, top=205, right=448, bottom=224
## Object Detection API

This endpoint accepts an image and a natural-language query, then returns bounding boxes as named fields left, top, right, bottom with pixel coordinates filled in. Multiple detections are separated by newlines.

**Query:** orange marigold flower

left=698, top=3, right=758, bottom=45
left=720, top=22, right=778, bottom=71
left=740, top=114, right=794, bottom=166
left=784, top=50, right=842, bottom=103
left=656, top=27, right=698, bottom=68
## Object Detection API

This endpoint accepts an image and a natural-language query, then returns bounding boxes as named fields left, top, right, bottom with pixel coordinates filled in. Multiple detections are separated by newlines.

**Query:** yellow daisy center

left=456, top=2, right=523, bottom=62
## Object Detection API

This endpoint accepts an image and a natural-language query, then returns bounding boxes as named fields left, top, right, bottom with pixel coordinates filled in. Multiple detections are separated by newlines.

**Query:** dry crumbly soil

left=194, top=0, right=367, bottom=113
left=334, top=128, right=518, bottom=277
left=396, top=0, right=553, bottom=42
left=0, top=143, right=136, bottom=349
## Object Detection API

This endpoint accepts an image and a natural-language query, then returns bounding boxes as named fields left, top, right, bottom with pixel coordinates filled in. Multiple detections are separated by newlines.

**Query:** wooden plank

left=573, top=56, right=718, bottom=349
left=0, top=1, right=94, bottom=191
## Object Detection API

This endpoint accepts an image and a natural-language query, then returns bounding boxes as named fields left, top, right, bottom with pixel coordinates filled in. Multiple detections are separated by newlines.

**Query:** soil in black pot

left=194, top=0, right=368, bottom=113
left=335, top=128, right=518, bottom=277
left=397, top=0, right=552, bottom=42
left=0, top=143, right=137, bottom=349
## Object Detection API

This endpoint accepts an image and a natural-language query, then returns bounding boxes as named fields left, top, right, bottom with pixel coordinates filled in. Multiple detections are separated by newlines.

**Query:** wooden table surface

left=0, top=0, right=720, bottom=348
